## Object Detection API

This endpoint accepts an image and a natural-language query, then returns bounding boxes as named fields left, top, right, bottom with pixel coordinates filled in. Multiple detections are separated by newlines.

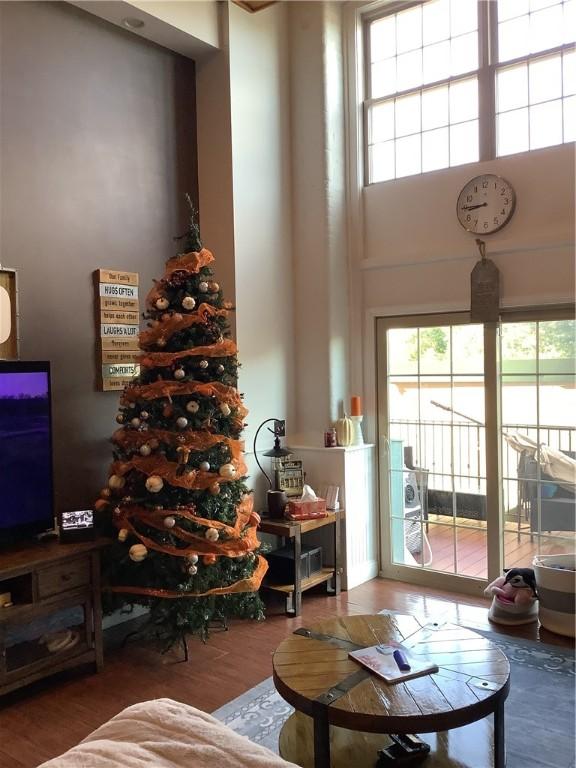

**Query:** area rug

left=212, top=627, right=575, bottom=768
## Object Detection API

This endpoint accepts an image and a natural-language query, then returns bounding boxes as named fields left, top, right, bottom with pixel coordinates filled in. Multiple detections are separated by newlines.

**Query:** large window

left=366, top=0, right=575, bottom=183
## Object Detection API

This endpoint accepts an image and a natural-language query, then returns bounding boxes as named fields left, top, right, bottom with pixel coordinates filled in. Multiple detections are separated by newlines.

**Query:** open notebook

left=349, top=642, right=438, bottom=684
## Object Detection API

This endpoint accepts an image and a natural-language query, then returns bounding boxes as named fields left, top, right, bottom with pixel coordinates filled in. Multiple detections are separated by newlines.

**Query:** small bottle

left=324, top=428, right=337, bottom=448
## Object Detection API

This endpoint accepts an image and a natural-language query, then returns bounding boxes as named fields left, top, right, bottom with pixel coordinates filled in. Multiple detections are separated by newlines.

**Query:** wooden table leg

left=313, top=707, right=331, bottom=768
left=494, top=698, right=506, bottom=768
left=287, top=528, right=302, bottom=617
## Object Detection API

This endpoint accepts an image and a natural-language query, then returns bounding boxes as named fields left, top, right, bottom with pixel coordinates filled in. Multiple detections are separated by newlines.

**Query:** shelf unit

left=259, top=510, right=345, bottom=616
left=0, top=538, right=106, bottom=696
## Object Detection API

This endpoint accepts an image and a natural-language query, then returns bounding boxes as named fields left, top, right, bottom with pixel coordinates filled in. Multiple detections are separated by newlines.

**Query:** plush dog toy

left=484, top=568, right=539, bottom=625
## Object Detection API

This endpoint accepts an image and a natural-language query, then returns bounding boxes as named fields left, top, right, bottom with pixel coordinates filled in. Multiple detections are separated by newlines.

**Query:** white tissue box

left=285, top=498, right=327, bottom=520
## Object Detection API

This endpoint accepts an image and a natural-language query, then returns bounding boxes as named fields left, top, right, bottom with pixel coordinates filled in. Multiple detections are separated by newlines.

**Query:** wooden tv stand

left=0, top=538, right=106, bottom=696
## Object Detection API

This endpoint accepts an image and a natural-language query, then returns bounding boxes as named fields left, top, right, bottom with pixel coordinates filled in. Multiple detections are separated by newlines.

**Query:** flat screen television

left=0, top=360, right=54, bottom=546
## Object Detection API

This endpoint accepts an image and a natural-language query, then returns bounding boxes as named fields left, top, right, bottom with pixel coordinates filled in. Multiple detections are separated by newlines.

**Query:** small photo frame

left=59, top=509, right=95, bottom=543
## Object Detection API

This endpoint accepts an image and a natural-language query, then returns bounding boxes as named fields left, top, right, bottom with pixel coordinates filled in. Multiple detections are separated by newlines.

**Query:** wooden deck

left=412, top=514, right=575, bottom=578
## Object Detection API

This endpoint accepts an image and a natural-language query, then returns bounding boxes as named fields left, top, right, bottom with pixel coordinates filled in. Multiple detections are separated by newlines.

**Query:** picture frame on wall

left=0, top=268, right=19, bottom=360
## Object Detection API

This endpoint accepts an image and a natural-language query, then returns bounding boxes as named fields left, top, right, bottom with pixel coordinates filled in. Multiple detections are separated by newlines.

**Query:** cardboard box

left=285, top=498, right=327, bottom=520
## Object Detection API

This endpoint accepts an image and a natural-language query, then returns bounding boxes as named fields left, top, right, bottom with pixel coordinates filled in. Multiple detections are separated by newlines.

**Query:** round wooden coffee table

left=273, top=614, right=510, bottom=768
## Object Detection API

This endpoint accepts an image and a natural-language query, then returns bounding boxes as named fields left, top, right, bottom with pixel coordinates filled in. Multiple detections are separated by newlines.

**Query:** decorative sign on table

left=95, top=269, right=140, bottom=391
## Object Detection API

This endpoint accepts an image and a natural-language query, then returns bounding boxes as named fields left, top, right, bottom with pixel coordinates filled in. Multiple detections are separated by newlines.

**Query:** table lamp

left=253, top=418, right=291, bottom=518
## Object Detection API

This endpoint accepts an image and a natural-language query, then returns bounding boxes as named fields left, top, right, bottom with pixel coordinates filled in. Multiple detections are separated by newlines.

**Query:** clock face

left=456, top=174, right=515, bottom=234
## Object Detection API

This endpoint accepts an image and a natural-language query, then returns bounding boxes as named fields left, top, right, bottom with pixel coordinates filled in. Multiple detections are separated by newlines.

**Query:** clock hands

left=461, top=203, right=488, bottom=211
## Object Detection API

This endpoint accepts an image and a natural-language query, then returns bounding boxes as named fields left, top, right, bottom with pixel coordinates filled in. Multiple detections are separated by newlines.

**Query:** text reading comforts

left=95, top=269, right=141, bottom=391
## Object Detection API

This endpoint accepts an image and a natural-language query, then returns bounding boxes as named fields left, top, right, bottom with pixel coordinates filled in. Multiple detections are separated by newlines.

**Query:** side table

left=259, top=510, right=345, bottom=616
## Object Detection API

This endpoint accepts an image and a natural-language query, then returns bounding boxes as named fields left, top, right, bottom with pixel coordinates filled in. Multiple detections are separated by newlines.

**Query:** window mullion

left=478, top=0, right=496, bottom=161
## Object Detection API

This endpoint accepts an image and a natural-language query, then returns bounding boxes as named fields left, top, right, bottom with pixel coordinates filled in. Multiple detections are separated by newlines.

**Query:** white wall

left=228, top=2, right=295, bottom=502
left=361, top=145, right=575, bottom=313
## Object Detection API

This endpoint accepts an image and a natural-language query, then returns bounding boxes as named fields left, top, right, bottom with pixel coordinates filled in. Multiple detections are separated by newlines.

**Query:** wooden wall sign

left=95, top=269, right=140, bottom=391
left=0, top=268, right=18, bottom=360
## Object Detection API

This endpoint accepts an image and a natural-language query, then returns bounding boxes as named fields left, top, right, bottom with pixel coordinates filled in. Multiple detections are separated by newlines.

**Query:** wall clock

left=456, top=174, right=516, bottom=235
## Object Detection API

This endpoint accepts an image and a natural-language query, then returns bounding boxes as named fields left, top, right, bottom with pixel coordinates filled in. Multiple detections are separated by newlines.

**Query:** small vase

left=350, top=415, right=364, bottom=446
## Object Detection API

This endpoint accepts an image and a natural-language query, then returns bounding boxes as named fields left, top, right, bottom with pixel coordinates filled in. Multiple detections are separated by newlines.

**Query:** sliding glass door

left=377, top=310, right=575, bottom=591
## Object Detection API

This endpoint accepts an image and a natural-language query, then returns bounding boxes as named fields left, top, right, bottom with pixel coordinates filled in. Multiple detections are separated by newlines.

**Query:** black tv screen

left=0, top=361, right=54, bottom=546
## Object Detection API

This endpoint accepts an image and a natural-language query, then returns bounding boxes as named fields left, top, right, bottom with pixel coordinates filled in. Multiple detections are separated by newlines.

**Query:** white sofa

left=38, top=698, right=297, bottom=768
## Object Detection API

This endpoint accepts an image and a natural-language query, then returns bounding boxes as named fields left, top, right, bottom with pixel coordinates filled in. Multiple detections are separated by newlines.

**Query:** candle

left=351, top=396, right=362, bottom=416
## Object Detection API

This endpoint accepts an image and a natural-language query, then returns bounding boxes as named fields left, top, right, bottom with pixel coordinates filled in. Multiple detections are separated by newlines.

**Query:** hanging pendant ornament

left=145, top=475, right=164, bottom=493
left=187, top=553, right=199, bottom=564
left=219, top=462, right=237, bottom=480
left=176, top=416, right=188, bottom=430
left=470, top=239, right=500, bottom=323
left=140, top=411, right=149, bottom=420
left=182, top=296, right=196, bottom=310
left=186, top=400, right=199, bottom=413
left=163, top=516, right=176, bottom=529
left=216, top=364, right=225, bottom=375
left=187, top=564, right=198, bottom=576
left=131, top=418, right=141, bottom=428
left=208, top=281, right=220, bottom=293
left=116, top=413, right=124, bottom=424
left=205, top=527, right=219, bottom=542
left=174, top=367, right=186, bottom=380
left=199, top=460, right=211, bottom=472
left=199, top=281, right=209, bottom=293
left=129, top=544, right=148, bottom=562
left=219, top=403, right=231, bottom=417
left=155, top=297, right=169, bottom=311
left=118, top=528, right=129, bottom=542
left=199, top=359, right=209, bottom=370
left=108, top=474, right=125, bottom=490
left=139, top=443, right=152, bottom=457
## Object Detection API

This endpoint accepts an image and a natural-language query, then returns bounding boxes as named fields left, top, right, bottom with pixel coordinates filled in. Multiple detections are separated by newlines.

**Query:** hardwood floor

left=415, top=513, right=575, bottom=578
left=0, top=577, right=573, bottom=768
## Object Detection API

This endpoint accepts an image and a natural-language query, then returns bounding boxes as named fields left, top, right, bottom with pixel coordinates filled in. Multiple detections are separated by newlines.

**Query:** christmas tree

left=96, top=205, right=267, bottom=653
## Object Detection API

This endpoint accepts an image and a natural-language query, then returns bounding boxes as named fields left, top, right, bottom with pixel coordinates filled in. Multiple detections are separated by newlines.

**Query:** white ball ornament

left=176, top=416, right=188, bottom=429
left=219, top=403, right=231, bottom=417
left=186, top=400, right=199, bottom=414
left=216, top=365, right=225, bottom=374
left=163, top=516, right=176, bottom=529
left=199, top=360, right=209, bottom=370
left=188, top=554, right=199, bottom=564
left=199, top=461, right=210, bottom=472
left=198, top=281, right=209, bottom=293
left=108, top=474, right=125, bottom=490
left=205, top=527, right=219, bottom=542
left=139, top=443, right=152, bottom=457
left=155, top=297, right=169, bottom=311
left=129, top=544, right=148, bottom=562
left=145, top=475, right=164, bottom=493
left=118, top=528, right=128, bottom=542
left=174, top=367, right=186, bottom=380
left=182, top=296, right=196, bottom=310
left=187, top=565, right=198, bottom=576
left=131, top=418, right=141, bottom=428
left=218, top=463, right=237, bottom=480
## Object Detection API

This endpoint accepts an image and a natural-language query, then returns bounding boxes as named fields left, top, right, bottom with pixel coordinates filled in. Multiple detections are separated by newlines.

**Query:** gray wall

left=0, top=1, right=197, bottom=512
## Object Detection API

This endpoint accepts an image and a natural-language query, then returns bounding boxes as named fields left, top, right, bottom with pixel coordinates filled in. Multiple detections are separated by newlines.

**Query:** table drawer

left=38, top=558, right=90, bottom=598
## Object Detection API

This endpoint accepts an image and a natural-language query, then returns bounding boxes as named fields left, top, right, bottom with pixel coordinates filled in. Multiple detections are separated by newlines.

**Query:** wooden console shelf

left=0, top=538, right=107, bottom=696
left=259, top=510, right=344, bottom=616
